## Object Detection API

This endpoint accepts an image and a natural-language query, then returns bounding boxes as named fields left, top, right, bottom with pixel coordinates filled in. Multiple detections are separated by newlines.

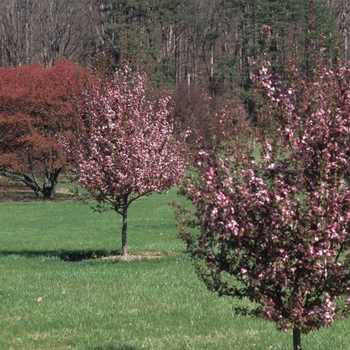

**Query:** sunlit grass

left=1, top=188, right=350, bottom=349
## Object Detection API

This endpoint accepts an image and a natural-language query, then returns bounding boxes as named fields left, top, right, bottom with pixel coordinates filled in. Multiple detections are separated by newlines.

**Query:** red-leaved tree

left=0, top=59, right=85, bottom=198
left=61, top=66, right=187, bottom=256
left=176, top=58, right=350, bottom=350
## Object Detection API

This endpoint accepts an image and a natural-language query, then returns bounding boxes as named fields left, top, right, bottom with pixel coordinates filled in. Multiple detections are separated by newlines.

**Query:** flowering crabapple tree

left=176, top=59, right=350, bottom=350
left=61, top=66, right=187, bottom=256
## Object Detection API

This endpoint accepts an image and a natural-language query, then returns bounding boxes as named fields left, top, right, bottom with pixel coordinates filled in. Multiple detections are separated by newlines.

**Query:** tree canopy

left=176, top=56, right=350, bottom=349
left=61, top=66, right=187, bottom=255
left=0, top=59, right=86, bottom=198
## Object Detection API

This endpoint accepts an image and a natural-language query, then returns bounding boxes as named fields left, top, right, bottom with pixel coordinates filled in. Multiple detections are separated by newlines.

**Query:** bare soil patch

left=0, top=184, right=77, bottom=202
left=0, top=184, right=38, bottom=202
left=100, top=251, right=166, bottom=261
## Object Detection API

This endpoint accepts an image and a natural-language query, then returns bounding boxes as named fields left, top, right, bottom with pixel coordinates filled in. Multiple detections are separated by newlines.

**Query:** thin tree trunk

left=293, top=328, right=302, bottom=350
left=121, top=197, right=128, bottom=256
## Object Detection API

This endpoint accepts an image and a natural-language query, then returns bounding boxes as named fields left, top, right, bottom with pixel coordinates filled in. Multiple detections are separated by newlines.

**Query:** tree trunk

left=42, top=167, right=62, bottom=199
left=29, top=167, right=62, bottom=199
left=293, top=328, right=302, bottom=350
left=41, top=181, right=57, bottom=199
left=121, top=198, right=128, bottom=256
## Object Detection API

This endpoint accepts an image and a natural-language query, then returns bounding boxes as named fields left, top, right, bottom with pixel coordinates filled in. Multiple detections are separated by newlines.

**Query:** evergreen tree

left=98, top=0, right=337, bottom=93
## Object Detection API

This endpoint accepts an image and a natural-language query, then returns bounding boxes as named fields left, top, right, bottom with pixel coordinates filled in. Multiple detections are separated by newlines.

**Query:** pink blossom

left=177, top=58, right=350, bottom=336
left=61, top=66, right=187, bottom=255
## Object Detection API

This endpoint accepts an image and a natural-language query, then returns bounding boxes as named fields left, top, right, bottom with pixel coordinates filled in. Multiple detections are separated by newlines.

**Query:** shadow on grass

left=91, top=347, right=139, bottom=350
left=0, top=249, right=121, bottom=262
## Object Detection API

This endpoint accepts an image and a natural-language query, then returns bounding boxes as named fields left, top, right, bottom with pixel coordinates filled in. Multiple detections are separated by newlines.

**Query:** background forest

left=1, top=0, right=349, bottom=97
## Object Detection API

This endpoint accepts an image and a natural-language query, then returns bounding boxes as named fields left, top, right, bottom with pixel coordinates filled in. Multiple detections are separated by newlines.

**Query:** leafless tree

left=0, top=0, right=104, bottom=66
left=329, top=0, right=350, bottom=61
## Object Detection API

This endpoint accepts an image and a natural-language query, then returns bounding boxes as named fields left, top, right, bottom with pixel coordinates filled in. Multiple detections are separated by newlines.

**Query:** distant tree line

left=0, top=0, right=104, bottom=67
left=0, top=0, right=349, bottom=95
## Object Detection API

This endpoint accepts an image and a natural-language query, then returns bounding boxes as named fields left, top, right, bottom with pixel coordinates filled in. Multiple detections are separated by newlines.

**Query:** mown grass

left=1, top=188, right=350, bottom=349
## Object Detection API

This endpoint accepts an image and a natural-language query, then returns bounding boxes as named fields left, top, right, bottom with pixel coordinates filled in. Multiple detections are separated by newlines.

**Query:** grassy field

left=1, top=188, right=350, bottom=349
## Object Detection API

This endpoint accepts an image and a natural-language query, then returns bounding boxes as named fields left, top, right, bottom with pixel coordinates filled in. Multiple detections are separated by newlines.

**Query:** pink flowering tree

left=177, top=59, right=350, bottom=350
left=61, top=66, right=187, bottom=256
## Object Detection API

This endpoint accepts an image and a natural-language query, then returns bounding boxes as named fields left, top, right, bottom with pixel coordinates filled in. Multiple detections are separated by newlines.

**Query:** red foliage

left=0, top=59, right=87, bottom=198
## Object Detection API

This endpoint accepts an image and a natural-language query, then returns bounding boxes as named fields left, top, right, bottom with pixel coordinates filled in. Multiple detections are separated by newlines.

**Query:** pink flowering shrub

left=61, top=66, right=187, bottom=255
left=177, top=58, right=350, bottom=343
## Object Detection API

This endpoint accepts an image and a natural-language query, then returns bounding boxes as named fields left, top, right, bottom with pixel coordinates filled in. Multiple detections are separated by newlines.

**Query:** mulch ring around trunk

left=100, top=251, right=166, bottom=261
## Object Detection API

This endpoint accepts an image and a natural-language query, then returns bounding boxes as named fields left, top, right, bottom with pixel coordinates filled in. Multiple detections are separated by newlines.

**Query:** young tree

left=0, top=59, right=85, bottom=198
left=176, top=58, right=350, bottom=350
left=61, top=66, right=187, bottom=256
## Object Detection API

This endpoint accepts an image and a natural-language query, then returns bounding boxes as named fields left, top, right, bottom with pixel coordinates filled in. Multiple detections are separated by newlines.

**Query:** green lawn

left=1, top=188, right=350, bottom=349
